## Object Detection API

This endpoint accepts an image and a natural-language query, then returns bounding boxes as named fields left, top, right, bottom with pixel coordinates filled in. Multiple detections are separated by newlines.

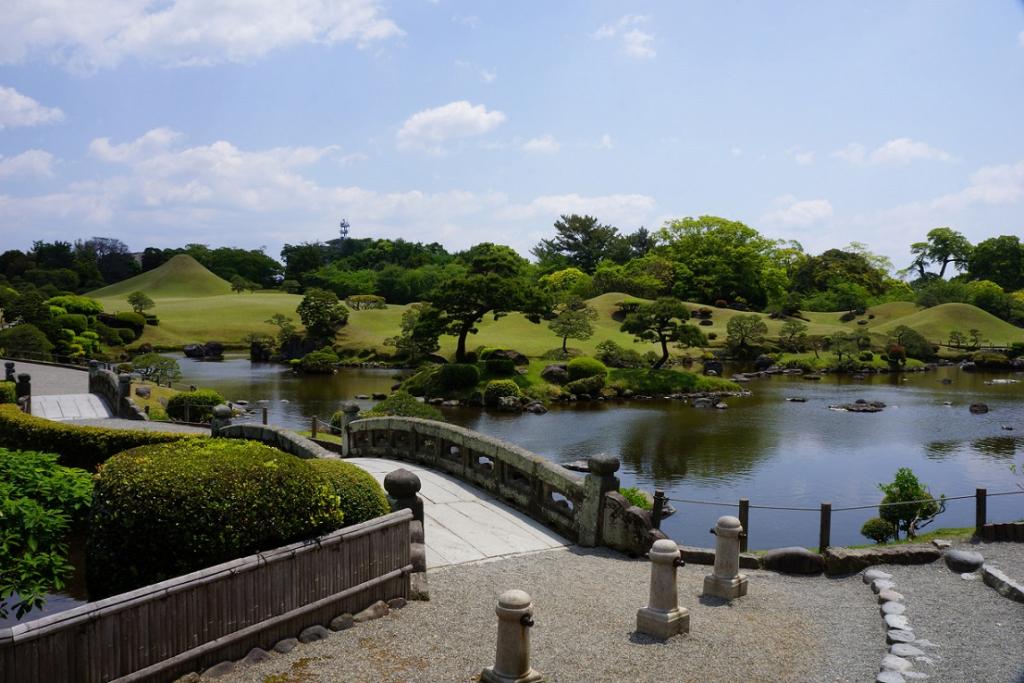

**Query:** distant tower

left=339, top=219, right=350, bottom=241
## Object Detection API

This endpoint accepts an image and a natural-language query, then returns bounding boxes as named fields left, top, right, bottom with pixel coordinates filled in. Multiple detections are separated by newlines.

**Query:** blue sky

left=1, top=1, right=1023, bottom=270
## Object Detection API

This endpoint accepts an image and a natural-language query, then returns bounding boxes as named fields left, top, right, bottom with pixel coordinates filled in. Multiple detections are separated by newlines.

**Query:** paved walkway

left=1, top=358, right=87, bottom=395
left=348, top=458, right=569, bottom=568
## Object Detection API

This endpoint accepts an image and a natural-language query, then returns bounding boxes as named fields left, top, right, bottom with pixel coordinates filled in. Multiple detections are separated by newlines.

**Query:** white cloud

left=0, top=0, right=403, bottom=72
left=0, top=130, right=657, bottom=256
left=761, top=195, right=833, bottom=228
left=0, top=150, right=56, bottom=178
left=522, top=135, right=560, bottom=154
left=593, top=15, right=655, bottom=59
left=455, top=60, right=497, bottom=84
left=0, top=85, right=65, bottom=129
left=597, top=134, right=614, bottom=149
left=731, top=147, right=743, bottom=158
left=832, top=138, right=951, bottom=165
left=396, top=101, right=506, bottom=153
left=787, top=147, right=815, bottom=166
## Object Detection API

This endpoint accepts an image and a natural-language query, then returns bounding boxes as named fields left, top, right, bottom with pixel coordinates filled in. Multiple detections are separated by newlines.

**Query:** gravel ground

left=875, top=541, right=1024, bottom=683
left=64, top=417, right=207, bottom=433
left=218, top=546, right=879, bottom=683
left=1, top=359, right=88, bottom=395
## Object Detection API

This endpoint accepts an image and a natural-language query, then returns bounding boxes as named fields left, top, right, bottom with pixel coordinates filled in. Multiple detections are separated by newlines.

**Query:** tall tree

left=620, top=296, right=702, bottom=369
left=968, top=235, right=1024, bottom=291
left=548, top=297, right=598, bottom=353
left=296, top=289, right=349, bottom=344
left=431, top=243, right=548, bottom=362
left=908, top=227, right=973, bottom=279
left=532, top=214, right=620, bottom=274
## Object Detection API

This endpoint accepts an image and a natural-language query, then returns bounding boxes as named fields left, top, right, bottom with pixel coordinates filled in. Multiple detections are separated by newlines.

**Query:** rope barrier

left=665, top=489, right=1024, bottom=513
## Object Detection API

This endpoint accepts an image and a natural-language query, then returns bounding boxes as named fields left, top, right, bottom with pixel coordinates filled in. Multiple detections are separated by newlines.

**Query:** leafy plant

left=165, top=388, right=226, bottom=423
left=860, top=517, right=896, bottom=544
left=878, top=468, right=945, bottom=539
left=0, top=448, right=93, bottom=619
left=360, top=390, right=444, bottom=421
left=484, top=379, right=522, bottom=407
left=307, top=459, right=390, bottom=526
left=619, top=487, right=651, bottom=510
left=566, top=356, right=608, bottom=381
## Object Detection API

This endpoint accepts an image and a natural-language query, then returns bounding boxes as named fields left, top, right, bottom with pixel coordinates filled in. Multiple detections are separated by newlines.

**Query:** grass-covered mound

left=88, top=254, right=232, bottom=299
left=0, top=404, right=194, bottom=470
left=606, top=368, right=740, bottom=394
left=873, top=303, right=1024, bottom=347
left=308, top=459, right=390, bottom=526
left=88, top=439, right=345, bottom=597
left=361, top=390, right=444, bottom=421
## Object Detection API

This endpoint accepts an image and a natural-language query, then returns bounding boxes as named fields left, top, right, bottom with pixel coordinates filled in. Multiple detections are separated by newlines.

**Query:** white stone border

left=862, top=568, right=940, bottom=683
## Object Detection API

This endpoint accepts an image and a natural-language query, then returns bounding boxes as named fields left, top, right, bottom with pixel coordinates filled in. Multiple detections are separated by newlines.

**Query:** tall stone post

left=338, top=401, right=361, bottom=452
left=703, top=516, right=748, bottom=600
left=578, top=453, right=620, bottom=547
left=117, top=373, right=132, bottom=418
left=4, top=361, right=15, bottom=382
left=15, top=373, right=31, bottom=414
left=481, top=589, right=543, bottom=683
left=210, top=404, right=233, bottom=435
left=384, top=468, right=429, bottom=599
left=636, top=539, right=689, bottom=639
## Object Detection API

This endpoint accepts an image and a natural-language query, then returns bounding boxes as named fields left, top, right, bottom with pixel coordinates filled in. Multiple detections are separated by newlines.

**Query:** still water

left=179, top=356, right=1024, bottom=550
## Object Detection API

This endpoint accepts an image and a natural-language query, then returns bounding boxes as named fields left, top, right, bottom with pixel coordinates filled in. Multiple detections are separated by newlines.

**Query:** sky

left=1, top=0, right=1023, bottom=270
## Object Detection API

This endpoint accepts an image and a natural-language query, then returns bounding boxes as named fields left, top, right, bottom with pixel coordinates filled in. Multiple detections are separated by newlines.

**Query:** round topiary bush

left=361, top=390, right=444, bottom=421
left=437, top=363, right=480, bottom=390
left=484, top=379, right=522, bottom=407
left=566, top=356, right=608, bottom=381
left=565, top=375, right=605, bottom=396
left=485, top=358, right=516, bottom=376
left=87, top=439, right=345, bottom=597
left=308, top=459, right=390, bottom=527
left=860, top=517, right=895, bottom=544
left=165, top=388, right=225, bottom=423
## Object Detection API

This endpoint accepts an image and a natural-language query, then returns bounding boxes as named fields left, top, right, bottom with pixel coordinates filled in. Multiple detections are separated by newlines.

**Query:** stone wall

left=216, top=423, right=339, bottom=460
left=87, top=362, right=146, bottom=420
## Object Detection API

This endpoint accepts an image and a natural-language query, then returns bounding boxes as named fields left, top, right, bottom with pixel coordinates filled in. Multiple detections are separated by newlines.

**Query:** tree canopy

left=620, top=296, right=703, bottom=369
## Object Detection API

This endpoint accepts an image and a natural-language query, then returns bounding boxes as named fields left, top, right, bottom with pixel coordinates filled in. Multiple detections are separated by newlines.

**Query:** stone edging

left=861, top=568, right=940, bottom=683
left=170, top=598, right=407, bottom=682
left=981, top=564, right=1024, bottom=603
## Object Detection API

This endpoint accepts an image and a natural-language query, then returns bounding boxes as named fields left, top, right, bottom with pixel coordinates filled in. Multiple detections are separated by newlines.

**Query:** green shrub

left=115, top=311, right=147, bottom=335
left=145, top=317, right=159, bottom=326
left=858, top=351, right=874, bottom=362
left=567, top=356, right=608, bottom=381
left=88, top=439, right=345, bottom=597
left=299, top=347, right=339, bottom=373
left=438, top=363, right=480, bottom=390
left=484, top=379, right=522, bottom=406
left=308, top=459, right=390, bottom=526
left=860, top=517, right=896, bottom=544
left=485, top=358, right=517, bottom=376
left=619, top=487, right=651, bottom=510
left=44, top=295, right=103, bottom=315
left=0, top=324, right=54, bottom=360
left=0, top=382, right=15, bottom=404
left=565, top=375, right=605, bottom=395
left=345, top=294, right=387, bottom=310
left=0, top=404, right=193, bottom=470
left=361, top=390, right=445, bottom=421
left=0, top=448, right=93, bottom=619
left=595, top=339, right=645, bottom=368
left=165, top=388, right=226, bottom=423
left=56, top=313, right=88, bottom=334
left=117, top=328, right=135, bottom=345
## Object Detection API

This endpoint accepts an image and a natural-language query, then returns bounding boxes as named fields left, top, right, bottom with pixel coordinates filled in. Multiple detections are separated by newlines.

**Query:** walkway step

left=31, top=394, right=112, bottom=421
left=347, top=457, right=570, bottom=569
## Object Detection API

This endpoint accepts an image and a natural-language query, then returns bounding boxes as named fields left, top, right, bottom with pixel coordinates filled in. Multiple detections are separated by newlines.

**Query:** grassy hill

left=87, top=262, right=1024, bottom=353
left=88, top=255, right=232, bottom=299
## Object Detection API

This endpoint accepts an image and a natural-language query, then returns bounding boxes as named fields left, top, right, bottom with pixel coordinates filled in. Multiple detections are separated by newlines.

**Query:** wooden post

left=819, top=503, right=832, bottom=552
left=262, top=406, right=268, bottom=425
left=311, top=415, right=318, bottom=439
left=738, top=498, right=750, bottom=552
left=651, top=490, right=666, bottom=530
left=976, top=488, right=987, bottom=536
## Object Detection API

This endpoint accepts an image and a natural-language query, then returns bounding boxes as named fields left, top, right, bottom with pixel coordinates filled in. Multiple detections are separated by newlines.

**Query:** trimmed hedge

left=0, top=405, right=194, bottom=470
left=361, top=390, right=444, bottom=421
left=565, top=374, right=605, bottom=395
left=484, top=379, right=522, bottom=407
left=0, top=382, right=15, bottom=404
left=166, top=388, right=226, bottom=423
left=485, top=358, right=516, bottom=376
left=308, top=459, right=390, bottom=526
left=88, top=439, right=345, bottom=597
left=438, top=363, right=480, bottom=390
left=567, top=356, right=608, bottom=381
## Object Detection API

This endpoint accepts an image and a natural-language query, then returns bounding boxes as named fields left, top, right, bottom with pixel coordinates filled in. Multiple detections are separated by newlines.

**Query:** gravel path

left=219, top=546, right=879, bottom=683
left=1, top=359, right=87, bottom=395
left=65, top=417, right=207, bottom=433
left=874, top=541, right=1024, bottom=683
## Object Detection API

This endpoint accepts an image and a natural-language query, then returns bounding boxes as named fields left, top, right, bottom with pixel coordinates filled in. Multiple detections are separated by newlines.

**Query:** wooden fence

left=0, top=510, right=413, bottom=683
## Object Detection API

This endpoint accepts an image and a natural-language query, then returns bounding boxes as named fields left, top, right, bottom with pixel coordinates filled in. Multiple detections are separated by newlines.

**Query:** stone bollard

left=15, top=373, right=31, bottom=414
left=336, top=401, right=360, bottom=437
left=481, top=590, right=543, bottom=683
left=210, top=404, right=233, bottom=435
left=117, top=373, right=132, bottom=417
left=4, top=361, right=15, bottom=382
left=636, top=539, right=689, bottom=639
left=578, top=453, right=621, bottom=547
left=384, top=468, right=429, bottom=599
left=703, top=515, right=748, bottom=600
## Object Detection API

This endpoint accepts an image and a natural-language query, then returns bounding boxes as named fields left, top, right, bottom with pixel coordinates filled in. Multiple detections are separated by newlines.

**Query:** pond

left=177, top=356, right=1024, bottom=551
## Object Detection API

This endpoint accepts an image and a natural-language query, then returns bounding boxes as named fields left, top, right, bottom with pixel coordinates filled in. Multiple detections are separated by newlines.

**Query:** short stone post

left=117, top=373, right=132, bottom=418
left=4, top=361, right=15, bottom=382
left=578, top=453, right=621, bottom=547
left=15, top=372, right=31, bottom=414
left=703, top=516, right=748, bottom=600
left=339, top=401, right=361, bottom=433
left=210, top=404, right=233, bottom=435
left=481, top=589, right=543, bottom=683
left=636, top=539, right=689, bottom=639
left=261, top=406, right=268, bottom=425
left=385, top=468, right=429, bottom=599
